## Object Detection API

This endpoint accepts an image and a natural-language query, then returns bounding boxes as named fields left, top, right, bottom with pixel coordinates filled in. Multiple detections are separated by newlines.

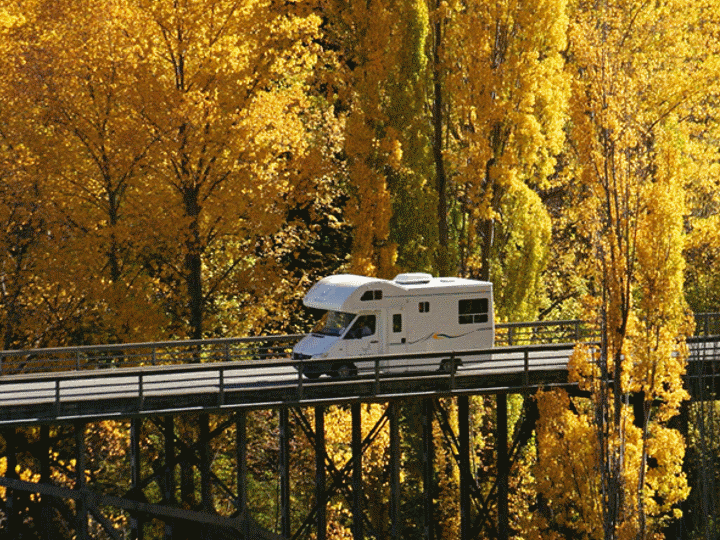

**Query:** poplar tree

left=320, top=0, right=427, bottom=278
left=528, top=0, right=719, bottom=538
left=431, top=0, right=569, bottom=318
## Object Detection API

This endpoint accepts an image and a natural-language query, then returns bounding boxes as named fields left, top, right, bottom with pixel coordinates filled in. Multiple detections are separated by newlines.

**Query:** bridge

left=0, top=317, right=718, bottom=539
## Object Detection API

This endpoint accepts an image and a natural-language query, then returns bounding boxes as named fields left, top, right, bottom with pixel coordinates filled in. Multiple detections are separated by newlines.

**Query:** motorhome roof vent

left=394, top=273, right=433, bottom=285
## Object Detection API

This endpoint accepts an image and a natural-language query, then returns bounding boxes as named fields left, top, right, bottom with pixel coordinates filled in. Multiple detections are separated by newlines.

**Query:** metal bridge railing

left=495, top=320, right=597, bottom=346
left=0, top=337, right=718, bottom=424
left=0, top=320, right=588, bottom=376
left=0, top=335, right=303, bottom=376
left=0, top=315, right=716, bottom=377
left=694, top=312, right=720, bottom=337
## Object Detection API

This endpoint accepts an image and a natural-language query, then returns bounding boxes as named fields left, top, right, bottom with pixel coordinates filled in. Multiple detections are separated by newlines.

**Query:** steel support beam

left=236, top=410, right=249, bottom=539
left=315, top=406, right=327, bottom=540
left=163, top=416, right=175, bottom=540
left=389, top=401, right=401, bottom=540
left=497, top=394, right=509, bottom=540
left=4, top=427, right=17, bottom=534
left=199, top=414, right=212, bottom=512
left=40, top=424, right=54, bottom=540
left=280, top=407, right=291, bottom=538
left=75, top=421, right=89, bottom=540
left=459, top=396, right=471, bottom=540
left=130, top=418, right=144, bottom=540
left=423, top=398, right=435, bottom=540
left=352, top=402, right=363, bottom=540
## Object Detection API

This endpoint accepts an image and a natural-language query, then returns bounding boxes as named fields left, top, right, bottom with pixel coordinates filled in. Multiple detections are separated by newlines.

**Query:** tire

left=333, top=362, right=357, bottom=378
left=439, top=358, right=460, bottom=373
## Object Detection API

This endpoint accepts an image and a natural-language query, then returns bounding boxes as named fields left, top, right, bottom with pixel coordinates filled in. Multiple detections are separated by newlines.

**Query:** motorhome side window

left=392, top=314, right=402, bottom=333
left=361, top=290, right=383, bottom=301
left=458, top=298, right=489, bottom=324
left=345, top=315, right=376, bottom=339
left=419, top=301, right=430, bottom=313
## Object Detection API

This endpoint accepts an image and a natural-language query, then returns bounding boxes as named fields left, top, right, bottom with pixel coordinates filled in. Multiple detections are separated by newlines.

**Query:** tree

left=125, top=0, right=329, bottom=339
left=429, top=0, right=569, bottom=319
left=529, top=0, right=717, bottom=537
left=14, top=0, right=168, bottom=345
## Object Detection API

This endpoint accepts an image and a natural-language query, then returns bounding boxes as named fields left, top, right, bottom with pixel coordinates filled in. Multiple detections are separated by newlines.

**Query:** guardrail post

left=219, top=369, right=225, bottom=407
left=374, top=357, right=380, bottom=396
left=55, top=379, right=61, bottom=418
left=297, top=362, right=304, bottom=402
left=138, top=373, right=144, bottom=412
left=524, top=349, right=530, bottom=387
left=450, top=352, right=456, bottom=390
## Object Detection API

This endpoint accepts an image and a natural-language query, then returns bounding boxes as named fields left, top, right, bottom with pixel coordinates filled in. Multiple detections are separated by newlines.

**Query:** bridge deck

left=0, top=336, right=716, bottom=425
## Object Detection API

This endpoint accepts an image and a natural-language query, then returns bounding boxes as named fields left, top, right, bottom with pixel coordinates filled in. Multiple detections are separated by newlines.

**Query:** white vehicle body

left=293, top=273, right=494, bottom=377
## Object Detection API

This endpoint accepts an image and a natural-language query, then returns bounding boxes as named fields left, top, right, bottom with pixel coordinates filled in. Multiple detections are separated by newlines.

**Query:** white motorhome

left=292, top=273, right=494, bottom=377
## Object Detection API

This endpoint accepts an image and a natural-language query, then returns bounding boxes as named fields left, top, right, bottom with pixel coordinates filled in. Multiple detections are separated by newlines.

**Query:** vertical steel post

left=236, top=411, right=249, bottom=539
left=75, top=422, right=89, bottom=540
left=199, top=414, right=212, bottom=512
left=315, top=406, right=327, bottom=540
left=497, top=394, right=509, bottom=540
left=352, top=402, right=363, bottom=540
left=459, top=396, right=471, bottom=540
left=163, top=416, right=175, bottom=540
left=4, top=428, right=17, bottom=535
left=236, top=411, right=247, bottom=512
left=40, top=424, right=53, bottom=540
left=279, top=407, right=291, bottom=538
left=130, top=418, right=144, bottom=540
left=423, top=399, right=435, bottom=540
left=389, top=401, right=401, bottom=540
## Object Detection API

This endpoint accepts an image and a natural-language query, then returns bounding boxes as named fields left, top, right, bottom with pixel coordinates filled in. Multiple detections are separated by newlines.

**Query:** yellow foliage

left=532, top=0, right=712, bottom=536
left=530, top=389, right=690, bottom=540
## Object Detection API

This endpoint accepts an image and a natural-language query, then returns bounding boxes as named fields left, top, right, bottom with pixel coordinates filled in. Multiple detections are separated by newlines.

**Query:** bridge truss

left=0, top=316, right=717, bottom=540
left=0, top=396, right=544, bottom=540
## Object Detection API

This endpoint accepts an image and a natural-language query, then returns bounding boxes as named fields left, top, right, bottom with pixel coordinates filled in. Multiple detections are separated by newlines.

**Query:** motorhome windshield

left=312, top=311, right=356, bottom=337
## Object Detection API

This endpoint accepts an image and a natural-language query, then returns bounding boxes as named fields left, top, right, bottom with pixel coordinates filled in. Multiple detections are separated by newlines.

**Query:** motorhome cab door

left=342, top=312, right=382, bottom=357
